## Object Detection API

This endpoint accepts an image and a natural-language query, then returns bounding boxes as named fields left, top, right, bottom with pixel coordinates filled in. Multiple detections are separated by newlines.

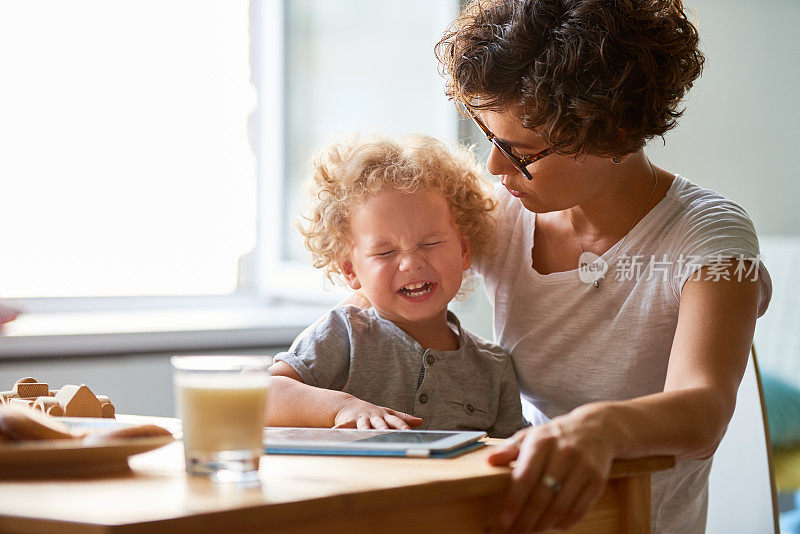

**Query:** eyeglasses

left=459, top=103, right=552, bottom=181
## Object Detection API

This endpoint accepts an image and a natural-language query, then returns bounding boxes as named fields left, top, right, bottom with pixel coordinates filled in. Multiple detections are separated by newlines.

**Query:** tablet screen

left=264, top=428, right=462, bottom=444
left=263, top=427, right=483, bottom=450
left=354, top=432, right=450, bottom=444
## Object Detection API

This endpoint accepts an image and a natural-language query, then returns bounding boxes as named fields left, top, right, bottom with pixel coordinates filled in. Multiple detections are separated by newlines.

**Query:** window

left=258, top=0, right=460, bottom=301
left=0, top=0, right=461, bottom=310
left=0, top=1, right=256, bottom=301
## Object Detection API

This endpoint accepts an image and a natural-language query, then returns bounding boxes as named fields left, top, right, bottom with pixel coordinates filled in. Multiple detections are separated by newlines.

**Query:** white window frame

left=250, top=0, right=347, bottom=305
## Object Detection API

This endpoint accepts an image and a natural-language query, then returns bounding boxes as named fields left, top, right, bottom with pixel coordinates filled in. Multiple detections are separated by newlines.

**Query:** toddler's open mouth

left=398, top=282, right=436, bottom=298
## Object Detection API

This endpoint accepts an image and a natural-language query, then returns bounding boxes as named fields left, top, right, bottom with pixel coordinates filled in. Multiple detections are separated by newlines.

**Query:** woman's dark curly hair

left=435, top=0, right=705, bottom=157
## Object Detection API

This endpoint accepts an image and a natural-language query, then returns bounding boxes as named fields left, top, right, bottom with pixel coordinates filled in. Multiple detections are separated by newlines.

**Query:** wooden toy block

left=102, top=404, right=115, bottom=418
left=10, top=378, right=50, bottom=400
left=54, top=385, right=102, bottom=418
left=11, top=377, right=38, bottom=394
left=96, top=395, right=115, bottom=418
left=14, top=383, right=50, bottom=398
left=2, top=378, right=115, bottom=419
left=12, top=377, right=37, bottom=386
left=33, top=396, right=64, bottom=417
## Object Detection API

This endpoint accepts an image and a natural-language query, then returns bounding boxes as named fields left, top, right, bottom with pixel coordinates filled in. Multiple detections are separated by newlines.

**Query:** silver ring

left=541, top=474, right=562, bottom=493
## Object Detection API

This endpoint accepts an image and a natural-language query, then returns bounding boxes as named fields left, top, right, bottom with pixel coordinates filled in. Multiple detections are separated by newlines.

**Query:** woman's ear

left=461, top=238, right=471, bottom=270
left=339, top=259, right=361, bottom=290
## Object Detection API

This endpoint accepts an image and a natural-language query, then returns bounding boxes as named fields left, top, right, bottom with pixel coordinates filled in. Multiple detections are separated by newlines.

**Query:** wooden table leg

left=616, top=474, right=651, bottom=534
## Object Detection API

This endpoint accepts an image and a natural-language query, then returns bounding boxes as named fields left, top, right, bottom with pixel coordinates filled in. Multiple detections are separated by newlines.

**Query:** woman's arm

left=267, top=361, right=422, bottom=429
left=489, top=263, right=761, bottom=533
left=607, top=263, right=759, bottom=461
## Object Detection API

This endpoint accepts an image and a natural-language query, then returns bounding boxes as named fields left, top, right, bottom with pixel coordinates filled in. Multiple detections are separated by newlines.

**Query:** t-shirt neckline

left=528, top=174, right=684, bottom=282
left=369, top=307, right=467, bottom=354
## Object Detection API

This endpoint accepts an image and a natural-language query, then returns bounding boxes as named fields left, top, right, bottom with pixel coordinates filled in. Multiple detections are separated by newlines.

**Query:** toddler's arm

left=267, top=361, right=422, bottom=430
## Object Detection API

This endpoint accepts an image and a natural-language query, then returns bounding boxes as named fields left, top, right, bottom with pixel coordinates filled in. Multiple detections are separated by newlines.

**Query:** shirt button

left=466, top=403, right=475, bottom=413
left=425, top=354, right=434, bottom=365
left=419, top=393, right=429, bottom=404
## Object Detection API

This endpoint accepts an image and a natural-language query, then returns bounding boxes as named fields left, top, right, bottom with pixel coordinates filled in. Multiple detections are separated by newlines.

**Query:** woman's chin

left=518, top=194, right=557, bottom=214
left=517, top=192, right=589, bottom=214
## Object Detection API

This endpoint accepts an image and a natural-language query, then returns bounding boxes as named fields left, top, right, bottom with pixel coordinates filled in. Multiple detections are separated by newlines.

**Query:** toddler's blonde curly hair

left=298, top=135, right=497, bottom=287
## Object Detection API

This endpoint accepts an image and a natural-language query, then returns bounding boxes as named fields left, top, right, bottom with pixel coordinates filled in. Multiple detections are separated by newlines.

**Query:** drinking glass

left=171, top=355, right=270, bottom=483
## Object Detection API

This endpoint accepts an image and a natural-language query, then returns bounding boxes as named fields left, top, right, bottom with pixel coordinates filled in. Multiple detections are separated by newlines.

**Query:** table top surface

left=0, top=415, right=675, bottom=529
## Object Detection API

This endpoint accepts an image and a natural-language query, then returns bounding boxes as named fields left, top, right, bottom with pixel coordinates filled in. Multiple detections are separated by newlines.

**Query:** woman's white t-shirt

left=475, top=175, right=771, bottom=534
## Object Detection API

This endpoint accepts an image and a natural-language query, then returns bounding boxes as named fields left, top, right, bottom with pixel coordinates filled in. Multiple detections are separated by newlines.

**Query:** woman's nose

left=485, top=145, right=519, bottom=177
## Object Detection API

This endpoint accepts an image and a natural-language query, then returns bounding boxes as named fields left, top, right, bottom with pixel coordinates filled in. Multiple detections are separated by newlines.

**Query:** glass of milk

left=171, top=355, right=270, bottom=484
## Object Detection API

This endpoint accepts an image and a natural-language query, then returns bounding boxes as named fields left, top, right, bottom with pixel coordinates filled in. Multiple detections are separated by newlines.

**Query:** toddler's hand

left=333, top=397, right=423, bottom=430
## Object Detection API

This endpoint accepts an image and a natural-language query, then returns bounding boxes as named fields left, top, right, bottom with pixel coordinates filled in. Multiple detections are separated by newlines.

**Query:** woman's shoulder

left=654, top=174, right=759, bottom=250
left=665, top=174, right=753, bottom=223
left=657, top=175, right=771, bottom=314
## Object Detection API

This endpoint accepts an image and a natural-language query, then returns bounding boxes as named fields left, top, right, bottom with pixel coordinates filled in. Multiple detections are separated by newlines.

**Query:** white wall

left=647, top=0, right=800, bottom=238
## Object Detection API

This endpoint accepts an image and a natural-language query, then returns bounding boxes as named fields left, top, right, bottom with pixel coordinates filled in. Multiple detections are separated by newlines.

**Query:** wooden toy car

left=0, top=377, right=115, bottom=418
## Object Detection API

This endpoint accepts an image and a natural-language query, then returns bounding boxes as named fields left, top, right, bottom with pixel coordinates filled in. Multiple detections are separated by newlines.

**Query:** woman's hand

left=488, top=406, right=616, bottom=533
left=333, top=396, right=423, bottom=430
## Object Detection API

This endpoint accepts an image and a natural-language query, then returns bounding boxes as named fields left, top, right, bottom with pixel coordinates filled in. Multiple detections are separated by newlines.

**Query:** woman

left=435, top=1, right=771, bottom=532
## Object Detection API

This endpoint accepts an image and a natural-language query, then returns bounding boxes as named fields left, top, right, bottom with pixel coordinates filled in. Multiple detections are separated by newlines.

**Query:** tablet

left=263, top=427, right=487, bottom=459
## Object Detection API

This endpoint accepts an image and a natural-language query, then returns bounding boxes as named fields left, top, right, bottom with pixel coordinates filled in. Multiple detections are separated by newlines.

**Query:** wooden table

left=0, top=416, right=674, bottom=534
